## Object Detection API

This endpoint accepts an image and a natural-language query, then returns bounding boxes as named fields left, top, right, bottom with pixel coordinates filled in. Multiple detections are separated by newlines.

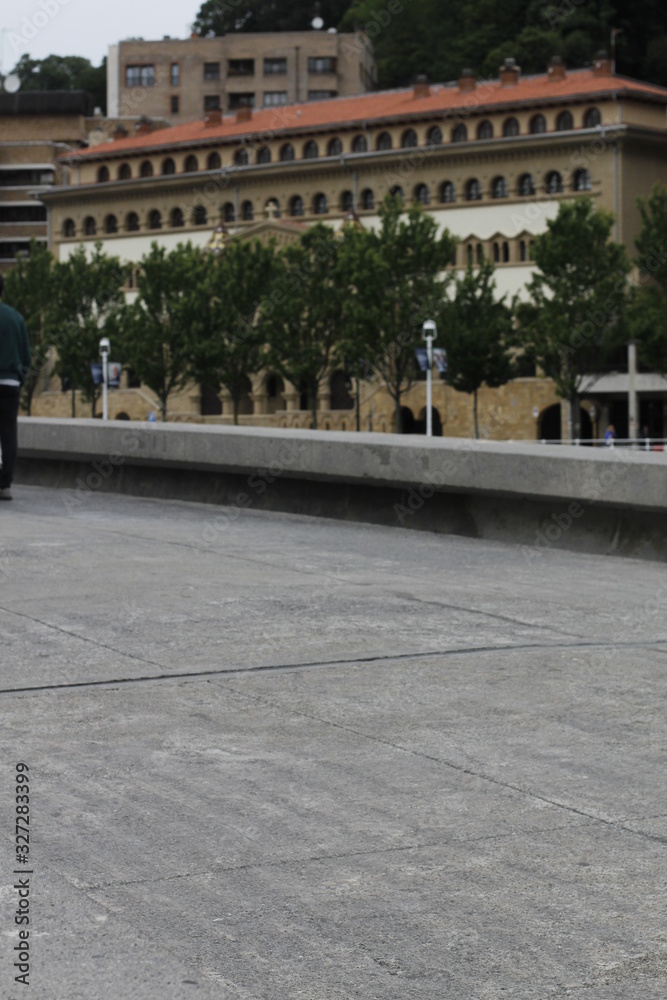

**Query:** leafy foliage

left=629, top=184, right=667, bottom=373
left=49, top=244, right=127, bottom=416
left=193, top=1, right=350, bottom=34
left=119, top=244, right=201, bottom=421
left=9, top=54, right=107, bottom=112
left=261, top=225, right=344, bottom=428
left=440, top=262, right=515, bottom=438
left=1, top=242, right=54, bottom=415
left=187, top=238, right=278, bottom=423
left=338, top=195, right=456, bottom=431
left=516, top=198, right=631, bottom=437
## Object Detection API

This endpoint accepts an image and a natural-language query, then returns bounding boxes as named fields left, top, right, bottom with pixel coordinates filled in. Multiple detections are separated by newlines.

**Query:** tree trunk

left=473, top=389, right=479, bottom=439
left=311, top=389, right=318, bottom=430
left=232, top=393, right=240, bottom=426
left=161, top=396, right=168, bottom=421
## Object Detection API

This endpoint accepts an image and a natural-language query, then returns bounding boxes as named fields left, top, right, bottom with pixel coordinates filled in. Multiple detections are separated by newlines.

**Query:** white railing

left=540, top=438, right=667, bottom=450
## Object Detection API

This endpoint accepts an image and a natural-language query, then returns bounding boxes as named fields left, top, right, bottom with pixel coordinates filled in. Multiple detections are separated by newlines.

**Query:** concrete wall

left=15, top=418, right=667, bottom=560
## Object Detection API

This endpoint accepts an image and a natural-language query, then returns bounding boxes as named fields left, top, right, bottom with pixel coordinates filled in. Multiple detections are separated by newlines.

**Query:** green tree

left=516, top=198, right=631, bottom=439
left=1, top=242, right=54, bottom=415
left=50, top=244, right=127, bottom=417
left=120, top=244, right=201, bottom=421
left=193, top=0, right=350, bottom=34
left=339, top=195, right=456, bottom=432
left=10, top=54, right=107, bottom=111
left=440, top=262, right=515, bottom=438
left=187, top=238, right=278, bottom=424
left=261, top=225, right=344, bottom=429
left=629, top=183, right=667, bottom=374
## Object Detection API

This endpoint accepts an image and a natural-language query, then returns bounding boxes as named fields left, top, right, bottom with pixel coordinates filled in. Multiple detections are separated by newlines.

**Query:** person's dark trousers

left=0, top=386, right=21, bottom=489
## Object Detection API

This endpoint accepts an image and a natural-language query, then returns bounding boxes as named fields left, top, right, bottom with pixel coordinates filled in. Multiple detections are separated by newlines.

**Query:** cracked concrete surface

left=1, top=485, right=665, bottom=999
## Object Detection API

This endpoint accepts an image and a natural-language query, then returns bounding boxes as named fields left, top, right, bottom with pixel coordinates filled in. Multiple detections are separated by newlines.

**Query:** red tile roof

left=67, top=69, right=667, bottom=161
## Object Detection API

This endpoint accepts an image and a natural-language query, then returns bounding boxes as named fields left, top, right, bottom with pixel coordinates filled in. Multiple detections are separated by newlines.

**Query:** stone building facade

left=37, top=55, right=667, bottom=440
left=107, top=30, right=376, bottom=125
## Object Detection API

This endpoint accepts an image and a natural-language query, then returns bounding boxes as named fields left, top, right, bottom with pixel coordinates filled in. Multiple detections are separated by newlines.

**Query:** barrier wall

left=15, top=418, right=667, bottom=560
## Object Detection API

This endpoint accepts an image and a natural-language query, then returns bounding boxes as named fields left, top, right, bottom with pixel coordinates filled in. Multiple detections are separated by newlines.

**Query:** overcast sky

left=1, top=0, right=204, bottom=72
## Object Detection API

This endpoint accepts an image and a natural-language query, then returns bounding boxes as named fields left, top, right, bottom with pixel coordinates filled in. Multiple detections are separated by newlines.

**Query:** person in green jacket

left=0, top=274, right=31, bottom=501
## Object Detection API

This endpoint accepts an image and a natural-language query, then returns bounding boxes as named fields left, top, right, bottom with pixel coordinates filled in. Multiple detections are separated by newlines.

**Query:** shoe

left=0, top=488, right=13, bottom=501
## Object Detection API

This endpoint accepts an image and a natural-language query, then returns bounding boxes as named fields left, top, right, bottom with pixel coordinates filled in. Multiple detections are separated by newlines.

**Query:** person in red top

left=0, top=274, right=31, bottom=501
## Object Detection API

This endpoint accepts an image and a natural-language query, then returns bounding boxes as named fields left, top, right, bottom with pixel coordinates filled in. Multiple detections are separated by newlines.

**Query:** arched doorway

left=265, top=373, right=285, bottom=414
left=200, top=384, right=222, bottom=416
left=399, top=406, right=416, bottom=433
left=330, top=371, right=354, bottom=410
left=539, top=404, right=561, bottom=440
left=417, top=406, right=443, bottom=436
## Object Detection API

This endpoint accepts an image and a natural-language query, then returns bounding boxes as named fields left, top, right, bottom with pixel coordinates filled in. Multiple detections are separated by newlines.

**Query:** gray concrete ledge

left=15, top=417, right=667, bottom=560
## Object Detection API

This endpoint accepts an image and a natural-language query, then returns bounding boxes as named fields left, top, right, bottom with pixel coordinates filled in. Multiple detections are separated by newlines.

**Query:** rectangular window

left=308, top=56, right=337, bottom=74
left=204, top=62, right=220, bottom=81
left=170, top=63, right=179, bottom=87
left=171, top=95, right=180, bottom=113
left=228, top=92, right=255, bottom=109
left=125, top=64, right=155, bottom=87
left=308, top=90, right=337, bottom=101
left=264, top=57, right=287, bottom=75
left=204, top=94, right=221, bottom=111
left=228, top=59, right=255, bottom=77
left=264, top=91, right=287, bottom=106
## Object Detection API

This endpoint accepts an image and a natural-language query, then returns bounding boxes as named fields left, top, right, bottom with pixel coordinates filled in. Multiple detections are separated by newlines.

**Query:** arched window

left=519, top=239, right=527, bottom=261
left=256, top=146, right=271, bottom=164
left=207, top=151, right=221, bottom=170
left=466, top=244, right=474, bottom=266
left=140, top=160, right=154, bottom=178
left=313, top=192, right=328, bottom=215
left=573, top=168, right=591, bottom=191
left=265, top=198, right=281, bottom=219
left=234, top=148, right=249, bottom=166
left=289, top=195, right=304, bottom=217
left=556, top=110, right=573, bottom=131
left=401, top=128, right=418, bottom=148
left=414, top=183, right=430, bottom=205
left=361, top=188, right=375, bottom=210
left=352, top=134, right=367, bottom=153
left=530, top=114, right=546, bottom=134
left=303, top=140, right=319, bottom=159
left=97, top=166, right=109, bottom=183
left=493, top=242, right=500, bottom=263
left=193, top=205, right=208, bottom=225
left=222, top=202, right=235, bottom=222
left=519, top=173, right=535, bottom=196
left=241, top=200, right=254, bottom=221
left=83, top=216, right=97, bottom=236
left=118, top=162, right=131, bottom=180
left=389, top=185, right=404, bottom=202
left=126, top=212, right=140, bottom=232
left=184, top=154, right=199, bottom=173
left=452, top=123, right=467, bottom=142
left=280, top=143, right=295, bottom=162
left=63, top=218, right=76, bottom=237
left=327, top=137, right=343, bottom=156
left=148, top=209, right=162, bottom=230
left=546, top=170, right=563, bottom=194
left=340, top=190, right=354, bottom=212
left=503, top=117, right=520, bottom=137
left=477, top=119, right=493, bottom=140
left=376, top=131, right=392, bottom=151
left=440, top=181, right=455, bottom=203
left=427, top=125, right=443, bottom=146
left=162, top=157, right=176, bottom=175
left=502, top=241, right=510, bottom=263
left=476, top=243, right=484, bottom=264
left=170, top=207, right=185, bottom=228
left=584, top=107, right=601, bottom=128
left=491, top=176, right=508, bottom=199
left=465, top=178, right=482, bottom=201
left=104, top=214, right=118, bottom=234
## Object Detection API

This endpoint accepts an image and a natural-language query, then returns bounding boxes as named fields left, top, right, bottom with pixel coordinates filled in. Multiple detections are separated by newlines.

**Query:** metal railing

left=540, top=438, right=666, bottom=450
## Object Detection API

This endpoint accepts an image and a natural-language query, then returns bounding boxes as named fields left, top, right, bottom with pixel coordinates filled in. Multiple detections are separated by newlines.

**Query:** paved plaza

left=1, top=485, right=666, bottom=999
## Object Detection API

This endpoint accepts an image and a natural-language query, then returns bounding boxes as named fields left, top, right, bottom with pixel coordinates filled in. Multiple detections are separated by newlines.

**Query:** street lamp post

left=99, top=337, right=110, bottom=421
left=422, top=320, right=437, bottom=437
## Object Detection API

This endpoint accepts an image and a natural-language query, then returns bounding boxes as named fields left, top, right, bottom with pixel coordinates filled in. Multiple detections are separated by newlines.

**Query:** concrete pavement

left=1, top=485, right=666, bottom=998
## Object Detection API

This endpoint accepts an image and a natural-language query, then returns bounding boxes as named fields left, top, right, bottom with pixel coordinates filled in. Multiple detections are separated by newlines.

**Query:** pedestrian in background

left=0, top=275, right=31, bottom=501
left=604, top=423, right=617, bottom=447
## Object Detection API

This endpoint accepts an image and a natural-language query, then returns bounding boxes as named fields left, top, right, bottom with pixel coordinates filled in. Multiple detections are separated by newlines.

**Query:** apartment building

left=107, top=30, right=376, bottom=124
